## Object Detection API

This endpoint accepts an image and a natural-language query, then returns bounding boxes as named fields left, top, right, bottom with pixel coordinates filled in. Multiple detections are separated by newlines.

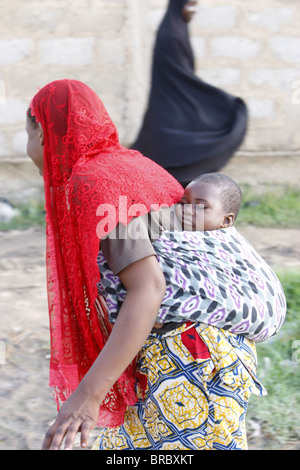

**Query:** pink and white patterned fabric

left=97, top=227, right=286, bottom=342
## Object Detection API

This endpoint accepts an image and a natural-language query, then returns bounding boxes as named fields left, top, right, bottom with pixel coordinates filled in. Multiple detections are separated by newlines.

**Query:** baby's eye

left=194, top=203, right=205, bottom=210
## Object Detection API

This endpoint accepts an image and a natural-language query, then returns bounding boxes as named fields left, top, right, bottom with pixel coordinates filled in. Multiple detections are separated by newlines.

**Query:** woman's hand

left=41, top=387, right=100, bottom=450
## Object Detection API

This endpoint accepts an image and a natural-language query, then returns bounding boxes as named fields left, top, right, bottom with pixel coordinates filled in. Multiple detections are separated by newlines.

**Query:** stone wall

left=0, top=0, right=299, bottom=200
left=188, top=0, right=300, bottom=155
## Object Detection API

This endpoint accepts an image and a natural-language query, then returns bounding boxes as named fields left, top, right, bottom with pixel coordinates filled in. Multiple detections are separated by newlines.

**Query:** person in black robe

left=131, top=0, right=248, bottom=188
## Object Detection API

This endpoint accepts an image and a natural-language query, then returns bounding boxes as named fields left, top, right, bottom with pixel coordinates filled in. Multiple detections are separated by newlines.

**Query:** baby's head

left=176, top=173, right=242, bottom=231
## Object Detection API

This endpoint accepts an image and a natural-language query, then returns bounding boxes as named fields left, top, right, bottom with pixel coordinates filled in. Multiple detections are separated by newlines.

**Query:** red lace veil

left=29, top=79, right=183, bottom=426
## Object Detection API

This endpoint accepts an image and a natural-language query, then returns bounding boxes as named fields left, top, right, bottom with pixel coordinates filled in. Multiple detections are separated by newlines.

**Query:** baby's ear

left=221, top=213, right=235, bottom=228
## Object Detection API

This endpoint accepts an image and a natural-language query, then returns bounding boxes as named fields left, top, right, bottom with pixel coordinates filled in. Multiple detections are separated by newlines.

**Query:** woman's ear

left=38, top=123, right=44, bottom=146
left=220, top=213, right=235, bottom=228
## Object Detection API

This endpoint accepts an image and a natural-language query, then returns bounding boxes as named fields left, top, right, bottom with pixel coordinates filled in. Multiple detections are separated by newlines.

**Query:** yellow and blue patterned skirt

left=92, top=322, right=266, bottom=450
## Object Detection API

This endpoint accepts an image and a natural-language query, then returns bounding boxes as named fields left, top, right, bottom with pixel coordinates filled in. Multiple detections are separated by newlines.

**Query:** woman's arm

left=41, top=255, right=166, bottom=450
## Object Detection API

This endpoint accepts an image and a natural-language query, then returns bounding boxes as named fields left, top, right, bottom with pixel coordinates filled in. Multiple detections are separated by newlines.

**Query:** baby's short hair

left=193, top=173, right=242, bottom=219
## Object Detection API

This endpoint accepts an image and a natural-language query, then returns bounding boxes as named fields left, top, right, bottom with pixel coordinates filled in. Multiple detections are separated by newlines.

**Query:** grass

left=247, top=269, right=300, bottom=447
left=236, top=184, right=300, bottom=228
left=0, top=200, right=45, bottom=232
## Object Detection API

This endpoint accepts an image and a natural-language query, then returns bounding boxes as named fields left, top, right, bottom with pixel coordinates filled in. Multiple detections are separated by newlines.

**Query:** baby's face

left=175, top=181, right=234, bottom=231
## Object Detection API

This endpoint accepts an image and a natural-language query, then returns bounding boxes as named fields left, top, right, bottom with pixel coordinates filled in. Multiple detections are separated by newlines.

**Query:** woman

left=26, top=79, right=184, bottom=450
left=131, top=0, right=248, bottom=187
left=27, top=79, right=263, bottom=451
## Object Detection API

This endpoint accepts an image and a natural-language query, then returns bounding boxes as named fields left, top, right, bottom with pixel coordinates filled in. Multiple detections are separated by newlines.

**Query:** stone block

left=197, top=67, right=241, bottom=87
left=10, top=6, right=64, bottom=33
left=147, top=9, right=165, bottom=31
left=38, top=38, right=95, bottom=66
left=97, top=38, right=125, bottom=66
left=248, top=98, right=275, bottom=120
left=13, top=130, right=27, bottom=156
left=67, top=3, right=126, bottom=36
left=211, top=37, right=260, bottom=60
left=0, top=39, right=33, bottom=66
left=271, top=36, right=300, bottom=64
left=0, top=98, right=28, bottom=125
left=191, top=38, right=206, bottom=58
left=0, top=161, right=44, bottom=203
left=192, top=6, right=237, bottom=30
left=249, top=68, right=299, bottom=92
left=0, top=131, right=8, bottom=157
left=246, top=7, right=294, bottom=33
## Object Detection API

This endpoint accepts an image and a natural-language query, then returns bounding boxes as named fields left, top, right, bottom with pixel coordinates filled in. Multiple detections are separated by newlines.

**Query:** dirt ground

left=0, top=154, right=299, bottom=450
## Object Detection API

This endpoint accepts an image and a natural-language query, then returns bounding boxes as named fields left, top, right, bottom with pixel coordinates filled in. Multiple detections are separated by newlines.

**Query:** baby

left=98, top=173, right=286, bottom=342
left=175, top=172, right=241, bottom=232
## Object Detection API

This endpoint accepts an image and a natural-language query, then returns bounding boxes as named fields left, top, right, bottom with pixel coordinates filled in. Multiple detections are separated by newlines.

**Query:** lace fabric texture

left=30, top=79, right=183, bottom=427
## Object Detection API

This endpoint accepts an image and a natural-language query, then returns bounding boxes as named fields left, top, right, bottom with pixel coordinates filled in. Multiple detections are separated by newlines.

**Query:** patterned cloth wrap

left=97, top=227, right=286, bottom=342
left=92, top=322, right=266, bottom=450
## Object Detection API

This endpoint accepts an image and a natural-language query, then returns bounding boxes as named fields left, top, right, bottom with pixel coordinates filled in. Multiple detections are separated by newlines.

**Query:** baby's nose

left=183, top=204, right=194, bottom=216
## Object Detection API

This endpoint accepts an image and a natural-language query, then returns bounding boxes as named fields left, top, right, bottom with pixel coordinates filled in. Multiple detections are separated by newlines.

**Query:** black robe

left=131, top=0, right=248, bottom=186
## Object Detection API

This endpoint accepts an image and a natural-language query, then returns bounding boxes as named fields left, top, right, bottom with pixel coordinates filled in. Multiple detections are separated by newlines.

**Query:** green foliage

left=236, top=185, right=300, bottom=228
left=0, top=200, right=45, bottom=231
left=248, top=269, right=300, bottom=446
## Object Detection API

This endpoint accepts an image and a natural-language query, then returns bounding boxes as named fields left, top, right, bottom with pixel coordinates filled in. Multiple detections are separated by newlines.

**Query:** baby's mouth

left=182, top=217, right=194, bottom=230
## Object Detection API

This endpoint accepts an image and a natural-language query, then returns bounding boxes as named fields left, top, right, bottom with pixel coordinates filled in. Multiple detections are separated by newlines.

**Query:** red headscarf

left=29, top=79, right=183, bottom=426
